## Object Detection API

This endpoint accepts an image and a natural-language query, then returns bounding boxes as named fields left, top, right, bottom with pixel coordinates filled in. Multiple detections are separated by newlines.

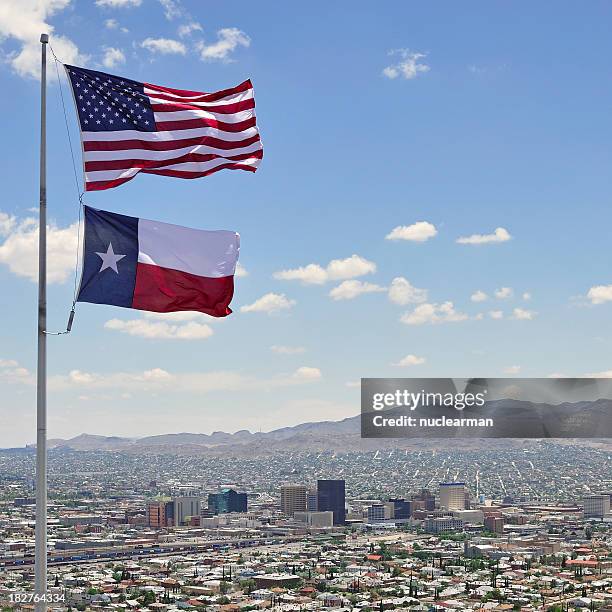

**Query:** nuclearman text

left=371, top=415, right=495, bottom=428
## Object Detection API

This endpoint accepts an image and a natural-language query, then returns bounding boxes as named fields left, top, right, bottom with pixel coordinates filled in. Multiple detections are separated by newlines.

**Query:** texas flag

left=77, top=206, right=239, bottom=317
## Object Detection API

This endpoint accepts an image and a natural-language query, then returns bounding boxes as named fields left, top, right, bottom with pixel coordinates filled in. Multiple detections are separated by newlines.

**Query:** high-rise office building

left=173, top=496, right=201, bottom=526
left=583, top=494, right=611, bottom=519
left=439, top=482, right=468, bottom=511
left=307, top=489, right=318, bottom=511
left=280, top=484, right=308, bottom=516
left=389, top=498, right=412, bottom=519
left=147, top=500, right=171, bottom=528
left=412, top=488, right=435, bottom=511
left=317, top=479, right=345, bottom=525
left=208, top=488, right=248, bottom=514
left=147, top=502, right=162, bottom=528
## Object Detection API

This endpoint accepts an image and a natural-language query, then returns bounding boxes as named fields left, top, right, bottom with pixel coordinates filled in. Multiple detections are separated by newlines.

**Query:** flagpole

left=35, top=31, right=49, bottom=612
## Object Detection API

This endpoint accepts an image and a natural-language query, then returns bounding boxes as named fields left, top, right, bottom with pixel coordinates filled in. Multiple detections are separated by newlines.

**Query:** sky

left=1, top=0, right=612, bottom=447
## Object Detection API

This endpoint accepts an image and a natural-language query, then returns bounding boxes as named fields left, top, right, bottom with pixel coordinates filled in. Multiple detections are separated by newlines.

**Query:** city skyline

left=2, top=1, right=612, bottom=447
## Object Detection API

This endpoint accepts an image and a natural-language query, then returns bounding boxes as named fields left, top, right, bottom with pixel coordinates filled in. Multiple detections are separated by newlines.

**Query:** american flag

left=64, top=64, right=263, bottom=191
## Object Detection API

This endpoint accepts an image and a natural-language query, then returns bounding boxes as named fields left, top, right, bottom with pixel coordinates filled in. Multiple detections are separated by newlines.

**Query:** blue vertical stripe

left=77, top=206, right=139, bottom=309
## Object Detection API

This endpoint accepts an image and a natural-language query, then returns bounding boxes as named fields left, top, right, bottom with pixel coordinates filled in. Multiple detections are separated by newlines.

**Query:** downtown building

left=389, top=498, right=412, bottom=519
left=317, top=479, right=345, bottom=525
left=173, top=496, right=201, bottom=526
left=280, top=484, right=308, bottom=516
left=424, top=516, right=464, bottom=534
left=146, top=499, right=174, bottom=528
left=208, top=488, right=248, bottom=515
left=439, top=482, right=468, bottom=511
left=583, top=494, right=611, bottom=519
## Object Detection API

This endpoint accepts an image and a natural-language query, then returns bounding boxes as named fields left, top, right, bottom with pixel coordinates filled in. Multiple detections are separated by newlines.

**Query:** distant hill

left=45, top=414, right=362, bottom=453
left=31, top=400, right=612, bottom=455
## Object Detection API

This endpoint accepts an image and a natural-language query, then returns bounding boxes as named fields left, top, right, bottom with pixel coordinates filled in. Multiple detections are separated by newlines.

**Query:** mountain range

left=27, top=399, right=611, bottom=455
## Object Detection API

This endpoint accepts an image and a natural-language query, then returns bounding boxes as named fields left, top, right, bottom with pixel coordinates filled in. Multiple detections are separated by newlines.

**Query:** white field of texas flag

left=77, top=206, right=240, bottom=317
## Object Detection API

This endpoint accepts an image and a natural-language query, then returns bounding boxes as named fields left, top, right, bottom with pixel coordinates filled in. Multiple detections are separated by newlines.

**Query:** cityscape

left=0, top=440, right=611, bottom=611
left=1, top=1, right=612, bottom=612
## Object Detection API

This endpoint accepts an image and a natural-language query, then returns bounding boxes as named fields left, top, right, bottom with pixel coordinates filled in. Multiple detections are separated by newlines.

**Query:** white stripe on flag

left=82, top=126, right=259, bottom=143
left=83, top=140, right=263, bottom=162
left=152, top=109, right=255, bottom=124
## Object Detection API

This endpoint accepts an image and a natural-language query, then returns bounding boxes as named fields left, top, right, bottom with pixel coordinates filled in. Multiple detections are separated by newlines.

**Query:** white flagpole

left=35, top=32, right=49, bottom=612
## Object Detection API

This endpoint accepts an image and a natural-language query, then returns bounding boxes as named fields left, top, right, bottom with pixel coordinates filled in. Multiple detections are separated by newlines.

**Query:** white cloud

left=0, top=358, right=32, bottom=384
left=503, top=365, right=521, bottom=374
left=235, top=262, right=248, bottom=278
left=457, top=227, right=511, bottom=245
left=345, top=380, right=361, bottom=388
left=385, top=221, right=437, bottom=242
left=274, top=254, right=376, bottom=285
left=241, top=293, right=296, bottom=314
left=0, top=213, right=80, bottom=284
left=388, top=277, right=428, bottom=305
left=196, top=27, right=250, bottom=62
left=158, top=0, right=182, bottom=19
left=326, top=255, right=377, bottom=281
left=494, top=287, right=513, bottom=299
left=383, top=49, right=430, bottom=80
left=400, top=302, right=468, bottom=326
left=0, top=0, right=85, bottom=79
left=270, top=345, right=306, bottom=355
left=587, top=285, right=612, bottom=305
left=393, top=354, right=426, bottom=367
left=489, top=310, right=504, bottom=320
left=105, top=318, right=213, bottom=340
left=471, top=290, right=488, bottom=303
left=96, top=0, right=142, bottom=7
left=511, top=307, right=536, bottom=320
left=329, top=280, right=385, bottom=301
left=178, top=21, right=202, bottom=37
left=104, top=18, right=128, bottom=32
left=583, top=369, right=612, bottom=378
left=0, top=213, right=15, bottom=236
left=102, top=46, right=125, bottom=69
left=522, top=292, right=531, bottom=301
left=48, top=365, right=321, bottom=394
left=274, top=263, right=327, bottom=285
left=140, top=37, right=186, bottom=55
left=292, top=366, right=321, bottom=381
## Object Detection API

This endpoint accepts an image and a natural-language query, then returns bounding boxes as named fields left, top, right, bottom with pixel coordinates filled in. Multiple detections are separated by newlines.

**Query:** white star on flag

left=96, top=242, right=126, bottom=273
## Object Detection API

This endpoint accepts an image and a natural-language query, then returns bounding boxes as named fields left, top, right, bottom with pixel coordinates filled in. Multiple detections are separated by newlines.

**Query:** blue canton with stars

left=65, top=64, right=156, bottom=132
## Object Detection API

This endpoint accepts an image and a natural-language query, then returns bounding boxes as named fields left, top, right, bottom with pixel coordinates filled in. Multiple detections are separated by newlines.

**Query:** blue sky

left=1, top=0, right=612, bottom=447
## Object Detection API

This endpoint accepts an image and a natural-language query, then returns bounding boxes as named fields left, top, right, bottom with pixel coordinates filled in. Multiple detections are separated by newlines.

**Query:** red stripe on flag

left=145, top=79, right=253, bottom=102
left=141, top=162, right=258, bottom=179
left=151, top=98, right=255, bottom=114
left=154, top=116, right=257, bottom=133
left=132, top=263, right=234, bottom=317
left=85, top=176, right=134, bottom=191
left=83, top=134, right=261, bottom=153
